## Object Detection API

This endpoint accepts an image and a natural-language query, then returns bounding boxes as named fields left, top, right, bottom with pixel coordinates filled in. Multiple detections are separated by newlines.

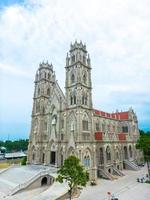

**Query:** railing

left=124, top=160, right=139, bottom=171
left=113, top=167, right=124, bottom=176
left=9, top=168, right=54, bottom=195
left=98, top=168, right=114, bottom=180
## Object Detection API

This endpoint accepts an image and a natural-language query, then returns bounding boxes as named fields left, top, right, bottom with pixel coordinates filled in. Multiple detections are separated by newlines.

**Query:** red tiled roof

left=93, top=109, right=129, bottom=120
left=95, top=132, right=103, bottom=140
left=118, top=133, right=126, bottom=140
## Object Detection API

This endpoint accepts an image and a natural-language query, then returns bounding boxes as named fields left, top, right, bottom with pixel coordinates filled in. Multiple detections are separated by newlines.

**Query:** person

left=111, top=194, right=119, bottom=200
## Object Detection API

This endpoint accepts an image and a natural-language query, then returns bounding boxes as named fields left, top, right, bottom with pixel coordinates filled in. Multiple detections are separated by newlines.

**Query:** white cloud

left=0, top=0, right=150, bottom=136
left=0, top=63, right=32, bottom=78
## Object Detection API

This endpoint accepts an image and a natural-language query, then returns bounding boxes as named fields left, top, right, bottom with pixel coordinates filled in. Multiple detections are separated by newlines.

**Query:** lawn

left=0, top=162, right=11, bottom=169
left=0, top=159, right=22, bottom=169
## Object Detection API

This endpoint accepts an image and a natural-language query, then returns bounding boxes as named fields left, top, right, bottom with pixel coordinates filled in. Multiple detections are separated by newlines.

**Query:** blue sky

left=0, top=0, right=150, bottom=140
left=0, top=0, right=24, bottom=8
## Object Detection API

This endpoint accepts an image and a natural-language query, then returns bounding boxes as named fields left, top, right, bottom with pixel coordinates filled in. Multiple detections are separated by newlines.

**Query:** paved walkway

left=76, top=166, right=150, bottom=200
left=0, top=166, right=149, bottom=200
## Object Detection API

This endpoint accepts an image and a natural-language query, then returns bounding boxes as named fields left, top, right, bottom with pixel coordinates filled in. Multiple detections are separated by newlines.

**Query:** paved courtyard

left=76, top=166, right=150, bottom=200
left=0, top=165, right=149, bottom=200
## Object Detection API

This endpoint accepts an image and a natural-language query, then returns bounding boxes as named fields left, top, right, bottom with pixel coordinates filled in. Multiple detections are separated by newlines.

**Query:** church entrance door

left=50, top=151, right=56, bottom=164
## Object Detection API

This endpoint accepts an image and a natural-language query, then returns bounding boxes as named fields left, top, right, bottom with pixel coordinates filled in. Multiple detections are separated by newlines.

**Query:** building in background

left=27, top=41, right=140, bottom=181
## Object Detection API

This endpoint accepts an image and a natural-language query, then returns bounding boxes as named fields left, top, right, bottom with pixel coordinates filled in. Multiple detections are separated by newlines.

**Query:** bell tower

left=65, top=41, right=94, bottom=143
left=65, top=41, right=92, bottom=109
left=28, top=61, right=56, bottom=164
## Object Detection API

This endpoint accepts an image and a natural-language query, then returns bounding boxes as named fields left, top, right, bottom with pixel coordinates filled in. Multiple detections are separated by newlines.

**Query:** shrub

left=21, top=156, right=27, bottom=165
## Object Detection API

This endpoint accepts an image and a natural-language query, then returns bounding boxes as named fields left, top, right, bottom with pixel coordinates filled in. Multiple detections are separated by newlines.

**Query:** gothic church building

left=28, top=41, right=140, bottom=181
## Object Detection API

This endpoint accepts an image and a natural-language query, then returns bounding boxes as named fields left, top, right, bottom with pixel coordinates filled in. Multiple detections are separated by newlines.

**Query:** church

left=27, top=41, right=140, bottom=181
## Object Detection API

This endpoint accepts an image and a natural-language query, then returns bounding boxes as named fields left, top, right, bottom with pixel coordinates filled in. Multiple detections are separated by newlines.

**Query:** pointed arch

left=68, top=147, right=75, bottom=156
left=32, top=145, right=35, bottom=161
left=106, top=145, right=111, bottom=161
left=99, top=147, right=104, bottom=164
left=38, top=87, right=40, bottom=95
left=115, top=146, right=120, bottom=160
left=71, top=73, right=75, bottom=84
left=36, top=101, right=40, bottom=113
left=70, top=90, right=76, bottom=105
left=47, top=88, right=50, bottom=96
left=82, top=71, right=87, bottom=84
left=48, top=73, right=50, bottom=79
left=82, top=90, right=88, bottom=105
left=82, top=111, right=90, bottom=131
left=83, top=148, right=91, bottom=168
left=68, top=111, right=77, bottom=132
left=124, top=146, right=128, bottom=159
left=129, top=145, right=132, bottom=158
left=70, top=95, right=73, bottom=105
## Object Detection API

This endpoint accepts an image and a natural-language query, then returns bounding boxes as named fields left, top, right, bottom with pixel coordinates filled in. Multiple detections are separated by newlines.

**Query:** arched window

left=38, top=88, right=40, bottom=95
left=107, top=124, right=110, bottom=132
left=44, top=122, right=47, bottom=131
left=71, top=55, right=75, bottom=63
left=102, top=123, right=105, bottom=132
left=47, top=88, right=50, bottom=95
left=82, top=113, right=89, bottom=131
left=116, top=152, right=119, bottom=159
left=36, top=102, right=40, bottom=113
left=71, top=74, right=75, bottom=84
left=83, top=55, right=86, bottom=64
left=82, top=94, right=87, bottom=105
left=44, top=72, right=46, bottom=79
left=48, top=73, right=50, bottom=79
left=106, top=146, right=111, bottom=161
left=129, top=145, right=132, bottom=158
left=83, top=155, right=90, bottom=167
left=42, top=153, right=45, bottom=163
left=70, top=96, right=73, bottom=105
left=74, top=95, right=76, bottom=104
left=99, top=148, right=104, bottom=164
left=42, top=106, right=45, bottom=114
left=124, top=146, right=128, bottom=159
left=96, top=122, right=100, bottom=131
left=83, top=74, right=87, bottom=84
left=84, top=96, right=87, bottom=105
left=82, top=96, right=84, bottom=104
left=82, top=120, right=88, bottom=131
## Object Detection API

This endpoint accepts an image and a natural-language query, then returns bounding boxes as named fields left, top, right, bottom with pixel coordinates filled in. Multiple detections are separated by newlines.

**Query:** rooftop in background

left=5, top=152, right=26, bottom=159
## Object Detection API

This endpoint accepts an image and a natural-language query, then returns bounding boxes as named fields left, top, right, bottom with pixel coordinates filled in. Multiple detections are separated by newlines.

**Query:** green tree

left=136, top=133, right=150, bottom=179
left=56, top=156, right=89, bottom=200
left=2, top=139, right=29, bottom=152
left=21, top=156, right=27, bottom=165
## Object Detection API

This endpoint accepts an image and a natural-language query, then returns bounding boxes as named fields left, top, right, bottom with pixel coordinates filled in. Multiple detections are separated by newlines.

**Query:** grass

left=0, top=158, right=22, bottom=169
left=0, top=162, right=11, bottom=169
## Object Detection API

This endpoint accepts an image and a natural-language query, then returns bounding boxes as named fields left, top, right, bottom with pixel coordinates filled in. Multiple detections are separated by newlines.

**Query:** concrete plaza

left=76, top=166, right=150, bottom=200
left=0, top=165, right=149, bottom=200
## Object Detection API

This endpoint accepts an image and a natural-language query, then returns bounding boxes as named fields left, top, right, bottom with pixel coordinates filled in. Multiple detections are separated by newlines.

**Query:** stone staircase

left=98, top=168, right=117, bottom=180
left=124, top=160, right=140, bottom=171
left=113, top=167, right=125, bottom=176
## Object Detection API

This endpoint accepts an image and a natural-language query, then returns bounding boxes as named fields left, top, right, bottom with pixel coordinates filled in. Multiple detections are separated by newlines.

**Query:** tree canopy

left=136, top=133, right=150, bottom=161
left=136, top=133, right=150, bottom=180
left=0, top=139, right=28, bottom=152
left=56, top=155, right=89, bottom=200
